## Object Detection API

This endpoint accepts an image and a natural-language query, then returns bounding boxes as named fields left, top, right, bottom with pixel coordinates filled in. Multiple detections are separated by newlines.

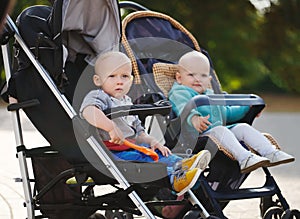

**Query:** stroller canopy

left=62, top=0, right=121, bottom=64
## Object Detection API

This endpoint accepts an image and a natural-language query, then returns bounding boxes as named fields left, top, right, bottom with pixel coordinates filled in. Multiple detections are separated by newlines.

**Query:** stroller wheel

left=105, top=210, right=134, bottom=219
left=260, top=196, right=279, bottom=217
left=88, top=212, right=107, bottom=219
left=263, top=206, right=284, bottom=219
left=281, top=209, right=300, bottom=219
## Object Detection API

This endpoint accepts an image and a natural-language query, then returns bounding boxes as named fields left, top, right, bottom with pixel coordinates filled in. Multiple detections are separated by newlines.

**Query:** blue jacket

left=168, top=82, right=250, bottom=133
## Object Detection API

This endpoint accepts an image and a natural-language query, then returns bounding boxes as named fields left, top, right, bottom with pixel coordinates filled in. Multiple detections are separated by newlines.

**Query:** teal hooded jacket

left=168, top=82, right=250, bottom=133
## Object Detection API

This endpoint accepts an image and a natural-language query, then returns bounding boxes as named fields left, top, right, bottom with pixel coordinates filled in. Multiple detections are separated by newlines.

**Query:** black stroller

left=120, top=3, right=300, bottom=219
left=0, top=1, right=220, bottom=219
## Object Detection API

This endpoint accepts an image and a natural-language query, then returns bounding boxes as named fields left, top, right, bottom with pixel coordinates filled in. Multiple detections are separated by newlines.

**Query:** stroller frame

left=1, top=8, right=211, bottom=219
left=2, top=16, right=154, bottom=219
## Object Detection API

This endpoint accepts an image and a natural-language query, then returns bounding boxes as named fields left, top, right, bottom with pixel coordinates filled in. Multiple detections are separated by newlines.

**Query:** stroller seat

left=121, top=8, right=299, bottom=218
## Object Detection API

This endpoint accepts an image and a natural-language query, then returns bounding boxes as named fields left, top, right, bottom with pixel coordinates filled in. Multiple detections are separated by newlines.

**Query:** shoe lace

left=174, top=170, right=187, bottom=183
left=243, top=154, right=254, bottom=167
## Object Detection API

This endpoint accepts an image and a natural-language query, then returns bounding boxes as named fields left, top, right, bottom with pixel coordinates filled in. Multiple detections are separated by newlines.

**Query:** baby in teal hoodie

left=169, top=51, right=294, bottom=173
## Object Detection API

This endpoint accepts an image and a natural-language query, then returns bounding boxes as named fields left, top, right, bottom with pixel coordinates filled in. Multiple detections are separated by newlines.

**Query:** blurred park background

left=1, top=0, right=300, bottom=100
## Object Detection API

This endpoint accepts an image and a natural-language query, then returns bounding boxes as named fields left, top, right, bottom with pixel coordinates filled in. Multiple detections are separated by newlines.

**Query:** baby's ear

left=93, top=74, right=102, bottom=87
left=175, top=72, right=181, bottom=83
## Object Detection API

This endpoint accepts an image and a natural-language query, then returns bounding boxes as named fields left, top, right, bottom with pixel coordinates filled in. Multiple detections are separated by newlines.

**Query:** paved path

left=0, top=103, right=299, bottom=218
left=224, top=112, right=300, bottom=218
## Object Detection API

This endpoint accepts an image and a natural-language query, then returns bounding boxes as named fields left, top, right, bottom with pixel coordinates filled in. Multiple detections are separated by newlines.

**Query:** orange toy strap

left=123, top=140, right=159, bottom=162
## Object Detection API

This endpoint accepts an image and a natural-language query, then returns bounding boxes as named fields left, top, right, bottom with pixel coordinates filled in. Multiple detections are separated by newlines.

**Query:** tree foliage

left=257, top=0, right=300, bottom=93
left=132, top=0, right=300, bottom=93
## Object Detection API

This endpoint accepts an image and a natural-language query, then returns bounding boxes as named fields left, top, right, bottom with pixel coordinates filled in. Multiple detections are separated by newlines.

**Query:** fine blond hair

left=178, top=51, right=210, bottom=74
left=94, top=51, right=132, bottom=85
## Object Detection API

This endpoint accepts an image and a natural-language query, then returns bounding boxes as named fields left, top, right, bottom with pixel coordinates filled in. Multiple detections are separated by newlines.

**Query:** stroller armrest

left=103, top=100, right=172, bottom=121
left=181, top=94, right=265, bottom=125
left=7, top=99, right=40, bottom=111
left=165, top=94, right=265, bottom=148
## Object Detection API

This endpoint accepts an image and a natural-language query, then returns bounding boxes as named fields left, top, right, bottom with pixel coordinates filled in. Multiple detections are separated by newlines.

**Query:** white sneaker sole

left=240, top=160, right=270, bottom=174
left=190, top=150, right=211, bottom=170
left=267, top=157, right=295, bottom=167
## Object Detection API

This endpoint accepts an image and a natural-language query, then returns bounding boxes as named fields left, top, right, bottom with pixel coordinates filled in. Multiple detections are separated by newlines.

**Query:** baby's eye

left=201, top=74, right=209, bottom=78
left=187, top=73, right=194, bottom=77
left=122, top=74, right=130, bottom=78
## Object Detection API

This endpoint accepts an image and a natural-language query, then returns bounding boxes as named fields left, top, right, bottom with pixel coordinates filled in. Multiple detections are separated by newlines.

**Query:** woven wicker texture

left=152, top=63, right=178, bottom=97
left=263, top=133, right=281, bottom=150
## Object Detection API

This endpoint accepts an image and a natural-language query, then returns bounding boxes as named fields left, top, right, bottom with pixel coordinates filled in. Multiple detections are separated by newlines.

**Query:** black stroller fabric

left=30, top=151, right=91, bottom=218
left=9, top=1, right=171, bottom=181
left=5, top=3, right=175, bottom=218
left=4, top=5, right=93, bottom=218
left=13, top=4, right=66, bottom=90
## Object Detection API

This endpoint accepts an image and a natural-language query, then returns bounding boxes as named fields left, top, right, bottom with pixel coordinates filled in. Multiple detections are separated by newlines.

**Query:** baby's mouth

left=115, top=88, right=123, bottom=92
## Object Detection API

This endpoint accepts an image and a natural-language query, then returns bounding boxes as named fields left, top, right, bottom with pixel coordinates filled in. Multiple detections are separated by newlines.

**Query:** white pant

left=204, top=123, right=276, bottom=164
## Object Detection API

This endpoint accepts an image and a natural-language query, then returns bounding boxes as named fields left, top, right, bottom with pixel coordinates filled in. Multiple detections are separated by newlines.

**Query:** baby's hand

left=150, top=140, right=172, bottom=157
left=108, top=123, right=124, bottom=145
left=191, top=114, right=211, bottom=133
